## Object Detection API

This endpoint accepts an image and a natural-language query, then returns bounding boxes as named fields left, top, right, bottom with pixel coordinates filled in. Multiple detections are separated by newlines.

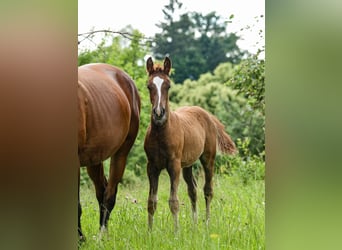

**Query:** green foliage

left=153, top=0, right=245, bottom=83
left=229, top=49, right=265, bottom=115
left=78, top=27, right=147, bottom=79
left=217, top=138, right=265, bottom=185
left=79, top=169, right=90, bottom=187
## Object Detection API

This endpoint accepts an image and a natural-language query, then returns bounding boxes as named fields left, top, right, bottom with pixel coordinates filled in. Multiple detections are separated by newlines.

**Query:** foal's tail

left=211, top=115, right=237, bottom=155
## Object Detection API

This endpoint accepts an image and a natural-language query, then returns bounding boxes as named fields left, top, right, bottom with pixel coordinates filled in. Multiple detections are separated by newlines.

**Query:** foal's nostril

left=153, top=108, right=158, bottom=116
left=153, top=107, right=165, bottom=118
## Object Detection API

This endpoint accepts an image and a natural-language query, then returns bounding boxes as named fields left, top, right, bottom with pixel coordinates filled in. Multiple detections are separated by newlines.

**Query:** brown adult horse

left=78, top=63, right=140, bottom=240
left=144, top=57, right=237, bottom=231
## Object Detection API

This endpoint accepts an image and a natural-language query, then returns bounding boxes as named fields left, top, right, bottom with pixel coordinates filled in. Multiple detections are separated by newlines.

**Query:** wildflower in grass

left=210, top=233, right=220, bottom=239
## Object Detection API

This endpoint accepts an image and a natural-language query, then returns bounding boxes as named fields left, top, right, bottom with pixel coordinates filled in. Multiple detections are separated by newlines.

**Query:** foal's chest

left=145, top=132, right=179, bottom=168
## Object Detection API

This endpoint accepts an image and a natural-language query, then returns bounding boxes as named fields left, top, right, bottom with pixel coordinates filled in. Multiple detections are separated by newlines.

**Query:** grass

left=78, top=171, right=264, bottom=249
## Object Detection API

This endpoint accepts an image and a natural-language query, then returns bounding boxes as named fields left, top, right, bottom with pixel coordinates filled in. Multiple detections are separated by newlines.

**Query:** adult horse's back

left=78, top=63, right=140, bottom=240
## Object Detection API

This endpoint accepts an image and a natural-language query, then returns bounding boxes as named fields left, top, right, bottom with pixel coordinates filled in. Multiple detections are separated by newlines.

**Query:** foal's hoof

left=78, top=234, right=86, bottom=244
left=99, top=226, right=108, bottom=240
left=100, top=225, right=108, bottom=233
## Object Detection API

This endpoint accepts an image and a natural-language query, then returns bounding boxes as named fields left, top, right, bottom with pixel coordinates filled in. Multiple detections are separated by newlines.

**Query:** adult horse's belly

left=78, top=65, right=131, bottom=166
left=78, top=109, right=130, bottom=166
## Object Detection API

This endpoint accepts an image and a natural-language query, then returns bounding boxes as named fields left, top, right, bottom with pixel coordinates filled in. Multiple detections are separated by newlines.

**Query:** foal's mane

left=149, top=63, right=166, bottom=75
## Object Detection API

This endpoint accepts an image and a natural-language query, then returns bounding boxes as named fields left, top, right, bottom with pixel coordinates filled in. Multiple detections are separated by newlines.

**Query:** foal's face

left=146, top=57, right=172, bottom=127
left=147, top=73, right=170, bottom=126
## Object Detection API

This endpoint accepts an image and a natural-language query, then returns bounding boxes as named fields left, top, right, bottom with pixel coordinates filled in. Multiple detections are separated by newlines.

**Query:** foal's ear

left=146, top=57, right=154, bottom=75
left=163, top=57, right=172, bottom=76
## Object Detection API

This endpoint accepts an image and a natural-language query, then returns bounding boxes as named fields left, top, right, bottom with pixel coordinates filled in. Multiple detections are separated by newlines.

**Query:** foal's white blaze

left=152, top=76, right=164, bottom=116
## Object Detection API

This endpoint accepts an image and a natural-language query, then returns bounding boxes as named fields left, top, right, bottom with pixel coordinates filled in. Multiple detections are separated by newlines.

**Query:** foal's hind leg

left=200, top=155, right=215, bottom=225
left=182, top=167, right=198, bottom=224
left=86, top=163, right=108, bottom=230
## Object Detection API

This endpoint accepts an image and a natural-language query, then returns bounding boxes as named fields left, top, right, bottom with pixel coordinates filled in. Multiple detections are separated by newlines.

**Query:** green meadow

left=79, top=169, right=264, bottom=250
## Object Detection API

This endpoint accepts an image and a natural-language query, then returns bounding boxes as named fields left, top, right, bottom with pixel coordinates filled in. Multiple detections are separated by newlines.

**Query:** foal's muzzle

left=153, top=107, right=165, bottom=120
left=152, top=107, right=167, bottom=126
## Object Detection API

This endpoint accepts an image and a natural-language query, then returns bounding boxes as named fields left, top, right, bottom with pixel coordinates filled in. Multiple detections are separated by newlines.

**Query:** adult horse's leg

left=167, top=160, right=181, bottom=231
left=182, top=167, right=198, bottom=224
left=78, top=167, right=85, bottom=241
left=147, top=162, right=161, bottom=230
left=86, top=163, right=108, bottom=230
left=101, top=102, right=139, bottom=230
left=200, top=154, right=215, bottom=225
left=101, top=137, right=135, bottom=230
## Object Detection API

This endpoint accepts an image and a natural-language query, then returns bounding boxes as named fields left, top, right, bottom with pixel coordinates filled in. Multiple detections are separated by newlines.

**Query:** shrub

left=216, top=138, right=265, bottom=185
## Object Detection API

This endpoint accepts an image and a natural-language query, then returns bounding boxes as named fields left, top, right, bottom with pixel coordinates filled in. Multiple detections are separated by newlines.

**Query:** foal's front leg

left=147, top=162, right=161, bottom=230
left=167, top=160, right=181, bottom=231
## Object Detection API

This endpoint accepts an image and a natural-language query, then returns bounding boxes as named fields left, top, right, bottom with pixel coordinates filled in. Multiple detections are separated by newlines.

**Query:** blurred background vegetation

left=78, top=0, right=265, bottom=186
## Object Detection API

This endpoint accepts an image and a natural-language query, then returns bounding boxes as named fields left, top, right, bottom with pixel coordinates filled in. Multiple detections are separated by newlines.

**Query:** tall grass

left=79, top=170, right=264, bottom=249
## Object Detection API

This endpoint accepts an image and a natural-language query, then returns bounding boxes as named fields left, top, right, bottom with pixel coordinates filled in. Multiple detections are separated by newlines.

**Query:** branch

left=78, top=29, right=154, bottom=45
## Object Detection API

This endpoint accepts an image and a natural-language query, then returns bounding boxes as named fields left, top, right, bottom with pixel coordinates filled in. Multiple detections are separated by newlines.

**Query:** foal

left=144, top=57, right=237, bottom=231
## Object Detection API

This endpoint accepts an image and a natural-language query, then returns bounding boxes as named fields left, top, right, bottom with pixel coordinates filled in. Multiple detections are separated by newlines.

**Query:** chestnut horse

left=78, top=63, right=140, bottom=239
left=144, top=57, right=237, bottom=231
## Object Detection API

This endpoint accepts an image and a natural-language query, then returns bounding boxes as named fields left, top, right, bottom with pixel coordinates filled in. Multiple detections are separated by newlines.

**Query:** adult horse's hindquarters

left=78, top=63, right=140, bottom=240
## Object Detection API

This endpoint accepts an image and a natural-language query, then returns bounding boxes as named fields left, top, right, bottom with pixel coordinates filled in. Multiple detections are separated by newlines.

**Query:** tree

left=193, top=12, right=243, bottom=68
left=229, top=49, right=265, bottom=115
left=152, top=0, right=245, bottom=83
left=228, top=14, right=265, bottom=115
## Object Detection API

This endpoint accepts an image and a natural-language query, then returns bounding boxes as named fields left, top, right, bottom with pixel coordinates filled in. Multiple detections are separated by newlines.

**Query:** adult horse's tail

left=210, top=115, right=237, bottom=155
